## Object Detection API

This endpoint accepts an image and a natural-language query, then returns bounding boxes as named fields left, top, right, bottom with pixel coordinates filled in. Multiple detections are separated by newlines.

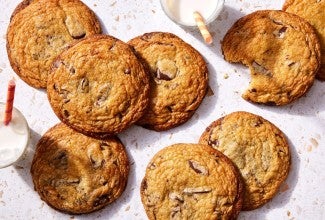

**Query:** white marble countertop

left=0, top=0, right=324, bottom=219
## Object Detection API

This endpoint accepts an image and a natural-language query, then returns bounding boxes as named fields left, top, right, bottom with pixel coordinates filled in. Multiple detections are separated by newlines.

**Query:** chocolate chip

left=95, top=84, right=111, bottom=107
left=53, top=83, right=58, bottom=91
left=183, top=187, right=212, bottom=194
left=208, top=138, right=219, bottom=147
left=272, top=19, right=283, bottom=25
left=53, top=60, right=62, bottom=69
left=287, top=91, right=291, bottom=97
left=155, top=69, right=172, bottom=81
left=65, top=15, right=86, bottom=39
left=166, top=106, right=173, bottom=113
left=148, top=162, right=156, bottom=170
left=63, top=109, right=70, bottom=118
left=69, top=66, right=76, bottom=74
left=66, top=178, right=80, bottom=184
left=279, top=26, right=287, bottom=34
left=90, top=156, right=105, bottom=169
left=273, top=26, right=287, bottom=38
left=72, top=32, right=86, bottom=39
left=124, top=68, right=131, bottom=74
left=169, top=192, right=184, bottom=203
left=100, top=142, right=109, bottom=150
left=251, top=88, right=257, bottom=92
left=109, top=41, right=116, bottom=50
left=52, top=151, right=68, bottom=169
left=265, top=101, right=276, bottom=106
left=78, top=77, right=89, bottom=93
left=100, top=177, right=108, bottom=186
left=93, top=195, right=109, bottom=207
left=140, top=33, right=152, bottom=41
left=142, top=179, right=148, bottom=190
left=252, top=61, right=272, bottom=77
left=254, top=119, right=263, bottom=127
left=188, top=160, right=208, bottom=175
left=170, top=206, right=181, bottom=219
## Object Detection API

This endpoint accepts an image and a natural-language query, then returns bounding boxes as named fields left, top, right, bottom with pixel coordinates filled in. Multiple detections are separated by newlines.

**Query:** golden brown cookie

left=7, top=0, right=102, bottom=88
left=31, top=123, right=129, bottom=214
left=47, top=34, right=150, bottom=138
left=141, top=143, right=243, bottom=220
left=199, top=111, right=290, bottom=210
left=128, top=32, right=209, bottom=131
left=222, top=10, right=321, bottom=105
left=283, top=0, right=325, bottom=81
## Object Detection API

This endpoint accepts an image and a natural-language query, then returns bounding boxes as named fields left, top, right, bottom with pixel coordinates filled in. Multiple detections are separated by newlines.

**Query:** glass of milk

left=160, top=0, right=225, bottom=27
left=0, top=102, right=29, bottom=168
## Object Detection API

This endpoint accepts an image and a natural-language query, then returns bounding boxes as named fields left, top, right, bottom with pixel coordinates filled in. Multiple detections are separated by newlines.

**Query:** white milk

left=0, top=103, right=29, bottom=168
left=161, top=0, right=224, bottom=26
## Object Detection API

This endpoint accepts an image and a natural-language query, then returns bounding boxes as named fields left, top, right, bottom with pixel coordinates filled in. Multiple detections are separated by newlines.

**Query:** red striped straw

left=3, top=79, right=16, bottom=125
left=193, top=11, right=213, bottom=45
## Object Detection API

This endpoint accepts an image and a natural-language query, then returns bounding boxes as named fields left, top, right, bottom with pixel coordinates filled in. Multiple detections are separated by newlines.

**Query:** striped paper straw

left=193, top=11, right=213, bottom=44
left=3, top=79, right=16, bottom=125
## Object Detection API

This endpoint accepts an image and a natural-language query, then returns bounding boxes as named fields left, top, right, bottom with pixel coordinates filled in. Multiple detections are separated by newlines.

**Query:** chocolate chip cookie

left=47, top=35, right=150, bottom=138
left=222, top=10, right=321, bottom=105
left=141, top=143, right=243, bottom=219
left=128, top=32, right=209, bottom=131
left=283, top=0, right=325, bottom=81
left=7, top=0, right=101, bottom=88
left=199, top=111, right=290, bottom=210
left=31, top=123, right=129, bottom=214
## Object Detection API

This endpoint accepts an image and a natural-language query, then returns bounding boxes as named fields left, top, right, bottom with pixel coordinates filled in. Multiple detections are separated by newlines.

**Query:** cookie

left=47, top=34, right=150, bottom=138
left=30, top=123, right=129, bottom=214
left=7, top=0, right=102, bottom=88
left=128, top=32, right=209, bottom=131
left=199, top=111, right=290, bottom=210
left=283, top=0, right=325, bottom=81
left=141, top=143, right=243, bottom=220
left=221, top=10, right=321, bottom=105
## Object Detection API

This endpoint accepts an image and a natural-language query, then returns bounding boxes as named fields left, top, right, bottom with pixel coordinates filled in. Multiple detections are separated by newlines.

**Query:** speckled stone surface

left=0, top=0, right=324, bottom=219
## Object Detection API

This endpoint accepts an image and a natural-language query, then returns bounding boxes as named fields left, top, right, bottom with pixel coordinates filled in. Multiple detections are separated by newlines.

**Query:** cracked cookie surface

left=221, top=10, right=321, bottom=105
left=7, top=0, right=101, bottom=88
left=31, top=123, right=129, bottom=214
left=283, top=0, right=325, bottom=81
left=141, top=143, right=243, bottom=220
left=47, top=34, right=150, bottom=138
left=128, top=32, right=209, bottom=131
left=199, top=111, right=290, bottom=210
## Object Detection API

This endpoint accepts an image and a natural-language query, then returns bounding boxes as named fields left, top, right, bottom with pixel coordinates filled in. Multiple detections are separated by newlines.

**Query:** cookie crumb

left=310, top=138, right=318, bottom=148
left=307, top=145, right=312, bottom=152
left=110, top=1, right=116, bottom=7
left=224, top=73, right=229, bottom=79
left=115, top=16, right=119, bottom=22
left=14, top=165, right=24, bottom=170
left=125, top=205, right=130, bottom=211
left=206, top=86, right=214, bottom=97
left=280, top=182, right=290, bottom=192
left=287, top=211, right=291, bottom=216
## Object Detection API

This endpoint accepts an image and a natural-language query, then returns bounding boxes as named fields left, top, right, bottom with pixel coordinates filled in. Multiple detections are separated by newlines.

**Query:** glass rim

left=160, top=0, right=225, bottom=28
